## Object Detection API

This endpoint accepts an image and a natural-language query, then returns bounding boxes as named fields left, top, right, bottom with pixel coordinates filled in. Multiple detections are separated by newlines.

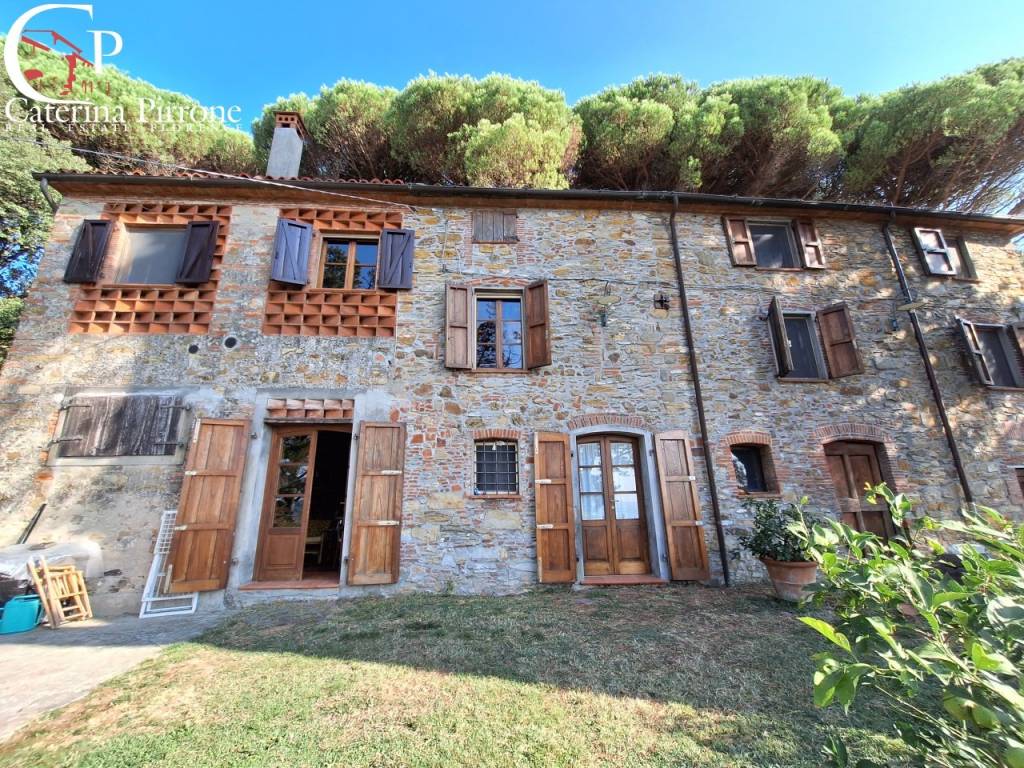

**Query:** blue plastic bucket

left=0, top=595, right=42, bottom=634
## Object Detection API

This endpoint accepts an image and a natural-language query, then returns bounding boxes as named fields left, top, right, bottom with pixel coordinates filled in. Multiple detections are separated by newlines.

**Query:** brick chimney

left=266, top=111, right=307, bottom=178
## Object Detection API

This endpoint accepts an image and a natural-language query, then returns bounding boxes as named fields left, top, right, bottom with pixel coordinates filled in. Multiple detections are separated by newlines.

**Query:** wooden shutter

left=524, top=279, right=551, bottom=369
left=176, top=221, right=219, bottom=285
left=473, top=210, right=517, bottom=243
left=56, top=394, right=182, bottom=458
left=445, top=283, right=472, bottom=369
left=166, top=418, right=249, bottom=593
left=952, top=236, right=977, bottom=279
left=654, top=431, right=709, bottom=580
left=722, top=216, right=755, bottom=266
left=767, top=296, right=793, bottom=376
left=817, top=303, right=862, bottom=378
left=377, top=228, right=415, bottom=290
left=793, top=220, right=825, bottom=269
left=348, top=422, right=406, bottom=585
left=534, top=432, right=576, bottom=583
left=956, top=317, right=993, bottom=385
left=63, top=219, right=112, bottom=283
left=270, top=218, right=313, bottom=285
left=912, top=227, right=956, bottom=276
left=56, top=397, right=100, bottom=457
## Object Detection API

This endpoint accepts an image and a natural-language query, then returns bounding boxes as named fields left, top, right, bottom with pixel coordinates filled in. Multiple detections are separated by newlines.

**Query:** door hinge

left=536, top=523, right=554, bottom=530
left=173, top=525, right=188, bottom=531
left=380, top=470, right=402, bottom=476
left=536, top=479, right=552, bottom=485
left=184, top=470, right=198, bottom=476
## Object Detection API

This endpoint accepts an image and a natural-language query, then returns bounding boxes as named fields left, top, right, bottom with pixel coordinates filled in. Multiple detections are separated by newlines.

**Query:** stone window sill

left=737, top=490, right=782, bottom=499
left=467, top=493, right=522, bottom=500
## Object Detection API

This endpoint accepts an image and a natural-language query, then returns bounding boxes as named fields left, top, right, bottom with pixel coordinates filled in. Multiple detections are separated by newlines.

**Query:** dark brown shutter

left=654, top=431, right=710, bottom=581
left=534, top=431, right=576, bottom=583
left=722, top=216, right=755, bottom=266
left=473, top=210, right=517, bottom=243
left=912, top=227, right=956, bottom=276
left=167, top=418, right=249, bottom=593
left=445, top=284, right=472, bottom=369
left=793, top=220, right=825, bottom=269
left=176, top=221, right=219, bottom=285
left=347, top=422, right=406, bottom=585
left=953, top=236, right=977, bottom=279
left=956, top=318, right=993, bottom=385
left=1009, top=322, right=1024, bottom=381
left=63, top=220, right=112, bottom=283
left=270, top=218, right=313, bottom=285
left=377, top=228, right=415, bottom=290
left=524, top=279, right=551, bottom=369
left=817, top=303, right=862, bottom=378
left=767, top=296, right=793, bottom=376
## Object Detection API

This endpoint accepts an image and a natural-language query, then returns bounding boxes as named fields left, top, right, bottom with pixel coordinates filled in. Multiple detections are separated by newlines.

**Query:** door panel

left=653, top=431, right=709, bottom=580
left=256, top=429, right=317, bottom=582
left=824, top=441, right=895, bottom=539
left=534, top=432, right=577, bottom=583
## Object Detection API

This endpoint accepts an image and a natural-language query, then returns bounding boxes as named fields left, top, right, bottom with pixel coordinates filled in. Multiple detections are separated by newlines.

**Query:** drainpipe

left=668, top=194, right=731, bottom=586
left=881, top=220, right=974, bottom=504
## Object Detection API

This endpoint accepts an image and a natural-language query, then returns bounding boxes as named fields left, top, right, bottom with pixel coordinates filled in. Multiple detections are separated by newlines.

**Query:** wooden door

left=167, top=418, right=249, bottom=593
left=577, top=436, right=651, bottom=576
left=347, top=422, right=406, bottom=585
left=824, top=441, right=896, bottom=539
left=255, top=427, right=318, bottom=582
left=534, top=432, right=577, bottom=583
left=654, top=431, right=710, bottom=580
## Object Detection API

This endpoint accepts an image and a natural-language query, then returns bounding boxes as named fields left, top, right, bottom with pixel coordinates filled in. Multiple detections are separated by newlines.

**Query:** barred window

left=474, top=440, right=519, bottom=495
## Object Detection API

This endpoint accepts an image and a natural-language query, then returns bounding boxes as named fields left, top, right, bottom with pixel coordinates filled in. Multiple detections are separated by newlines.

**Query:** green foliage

left=0, top=297, right=23, bottom=369
left=799, top=483, right=1024, bottom=768
left=738, top=497, right=814, bottom=562
left=304, top=80, right=398, bottom=180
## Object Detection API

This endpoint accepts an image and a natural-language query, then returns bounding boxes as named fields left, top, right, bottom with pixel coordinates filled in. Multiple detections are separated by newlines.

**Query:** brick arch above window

left=462, top=275, right=532, bottom=289
left=567, top=413, right=646, bottom=431
left=720, top=430, right=781, bottom=496
left=472, top=428, right=521, bottom=442
left=721, top=430, right=773, bottom=448
left=810, top=422, right=906, bottom=489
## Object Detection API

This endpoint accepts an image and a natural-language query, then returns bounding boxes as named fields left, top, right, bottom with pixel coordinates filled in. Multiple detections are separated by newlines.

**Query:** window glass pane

left=503, top=344, right=523, bottom=368
left=581, top=493, right=605, bottom=520
left=474, top=441, right=518, bottom=494
left=355, top=242, right=377, bottom=266
left=610, top=442, right=635, bottom=466
left=977, top=327, right=1018, bottom=387
left=784, top=316, right=822, bottom=378
left=476, top=299, right=497, bottom=368
left=322, top=265, right=347, bottom=289
left=117, top=228, right=187, bottom=284
left=578, top=443, right=601, bottom=466
left=353, top=266, right=376, bottom=289
left=579, top=466, right=603, bottom=492
left=750, top=223, right=797, bottom=269
left=925, top=250, right=952, bottom=274
left=919, top=230, right=943, bottom=250
left=277, top=464, right=308, bottom=494
left=614, top=493, right=639, bottom=520
left=501, top=299, right=521, bottom=321
left=502, top=320, right=522, bottom=348
left=281, top=435, right=311, bottom=463
left=731, top=446, right=767, bottom=492
left=612, top=466, right=636, bottom=493
left=273, top=496, right=303, bottom=528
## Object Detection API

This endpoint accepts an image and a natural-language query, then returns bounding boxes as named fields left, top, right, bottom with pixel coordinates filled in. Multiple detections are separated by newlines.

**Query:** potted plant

left=739, top=498, right=817, bottom=602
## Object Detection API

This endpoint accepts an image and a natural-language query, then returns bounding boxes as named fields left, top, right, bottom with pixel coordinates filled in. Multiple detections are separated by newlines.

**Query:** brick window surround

left=469, top=429, right=522, bottom=499
left=70, top=203, right=231, bottom=335
left=720, top=430, right=782, bottom=497
left=567, top=413, right=646, bottom=431
left=810, top=422, right=906, bottom=491
left=265, top=398, right=354, bottom=422
left=263, top=207, right=404, bottom=338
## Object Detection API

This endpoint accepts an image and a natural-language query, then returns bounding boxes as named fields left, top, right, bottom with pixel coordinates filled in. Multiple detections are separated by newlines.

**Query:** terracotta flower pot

left=761, top=557, right=818, bottom=602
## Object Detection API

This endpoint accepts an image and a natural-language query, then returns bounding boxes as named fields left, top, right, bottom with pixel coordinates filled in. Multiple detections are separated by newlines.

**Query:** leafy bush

left=0, top=297, right=23, bottom=369
left=738, top=498, right=814, bottom=562
left=798, top=483, right=1024, bottom=768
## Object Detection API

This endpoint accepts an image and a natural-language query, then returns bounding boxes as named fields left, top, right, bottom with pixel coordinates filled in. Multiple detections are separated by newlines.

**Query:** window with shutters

left=472, top=210, right=518, bottom=244
left=771, top=311, right=828, bottom=380
left=749, top=222, right=800, bottom=269
left=115, top=227, right=188, bottom=285
left=318, top=236, right=379, bottom=289
left=473, top=440, right=520, bottom=496
left=911, top=227, right=978, bottom=279
left=445, top=281, right=550, bottom=371
left=722, top=217, right=825, bottom=270
left=730, top=445, right=779, bottom=495
left=766, top=298, right=863, bottom=381
left=956, top=319, right=1024, bottom=389
left=476, top=293, right=523, bottom=369
left=52, top=393, right=186, bottom=464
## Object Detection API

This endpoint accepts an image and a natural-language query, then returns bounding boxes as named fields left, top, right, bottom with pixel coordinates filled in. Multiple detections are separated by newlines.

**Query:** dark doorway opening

left=303, top=431, right=350, bottom=580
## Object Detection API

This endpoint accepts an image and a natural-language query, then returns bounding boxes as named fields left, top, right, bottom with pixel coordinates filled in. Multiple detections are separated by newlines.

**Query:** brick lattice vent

left=263, top=290, right=397, bottom=337
left=278, top=207, right=403, bottom=233
left=266, top=398, right=354, bottom=420
left=70, top=203, right=231, bottom=334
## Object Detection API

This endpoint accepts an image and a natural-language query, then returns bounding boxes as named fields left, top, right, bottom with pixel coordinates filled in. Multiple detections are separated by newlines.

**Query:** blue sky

left=4, top=0, right=1023, bottom=128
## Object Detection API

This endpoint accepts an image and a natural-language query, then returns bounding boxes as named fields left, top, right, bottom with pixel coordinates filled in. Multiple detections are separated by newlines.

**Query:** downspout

left=881, top=219, right=974, bottom=503
left=668, top=194, right=731, bottom=586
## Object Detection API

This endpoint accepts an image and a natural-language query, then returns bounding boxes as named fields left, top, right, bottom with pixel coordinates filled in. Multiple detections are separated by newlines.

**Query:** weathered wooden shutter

left=63, top=219, right=112, bottom=283
left=270, top=218, right=313, bottom=285
left=348, top=422, right=406, bottom=585
left=817, top=303, right=862, bottom=378
left=377, top=228, right=415, bottom=290
left=654, top=431, right=709, bottom=580
left=912, top=227, right=956, bottom=276
left=56, top=397, right=100, bottom=457
left=175, top=221, right=219, bottom=285
left=952, top=236, right=977, bottom=279
left=1008, top=322, right=1024, bottom=382
left=57, top=394, right=182, bottom=457
left=166, top=418, right=249, bottom=593
left=722, top=216, right=755, bottom=266
left=767, top=296, right=793, bottom=376
left=956, top=317, right=993, bottom=385
left=534, top=431, right=576, bottom=583
left=473, top=210, right=517, bottom=243
left=524, top=279, right=551, bottom=369
left=445, top=283, right=472, bottom=369
left=792, top=220, right=825, bottom=269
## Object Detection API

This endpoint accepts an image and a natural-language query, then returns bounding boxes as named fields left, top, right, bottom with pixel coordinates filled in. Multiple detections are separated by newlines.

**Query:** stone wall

left=0, top=187, right=1020, bottom=614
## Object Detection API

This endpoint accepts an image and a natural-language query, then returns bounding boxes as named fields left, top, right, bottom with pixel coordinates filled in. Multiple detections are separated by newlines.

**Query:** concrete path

left=0, top=611, right=225, bottom=742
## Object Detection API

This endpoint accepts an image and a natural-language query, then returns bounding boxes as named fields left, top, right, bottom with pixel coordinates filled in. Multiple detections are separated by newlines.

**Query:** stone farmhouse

left=1, top=113, right=1022, bottom=615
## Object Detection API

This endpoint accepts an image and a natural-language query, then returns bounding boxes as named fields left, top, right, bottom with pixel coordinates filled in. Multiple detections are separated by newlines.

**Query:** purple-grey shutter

left=767, top=296, right=793, bottom=376
left=176, top=221, right=219, bottom=285
left=63, top=220, right=112, bottom=283
left=271, top=218, right=313, bottom=285
left=377, top=228, right=415, bottom=290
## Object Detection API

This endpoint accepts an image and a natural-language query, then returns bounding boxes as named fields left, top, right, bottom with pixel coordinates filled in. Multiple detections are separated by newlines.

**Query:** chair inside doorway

left=254, top=426, right=351, bottom=585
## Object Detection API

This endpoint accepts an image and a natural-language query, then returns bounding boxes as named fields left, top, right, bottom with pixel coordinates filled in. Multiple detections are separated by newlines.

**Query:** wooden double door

left=824, top=440, right=896, bottom=540
left=577, top=435, right=651, bottom=576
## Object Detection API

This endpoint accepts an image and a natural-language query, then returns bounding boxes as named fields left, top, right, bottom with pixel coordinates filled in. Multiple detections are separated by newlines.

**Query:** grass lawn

left=0, top=585, right=905, bottom=767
